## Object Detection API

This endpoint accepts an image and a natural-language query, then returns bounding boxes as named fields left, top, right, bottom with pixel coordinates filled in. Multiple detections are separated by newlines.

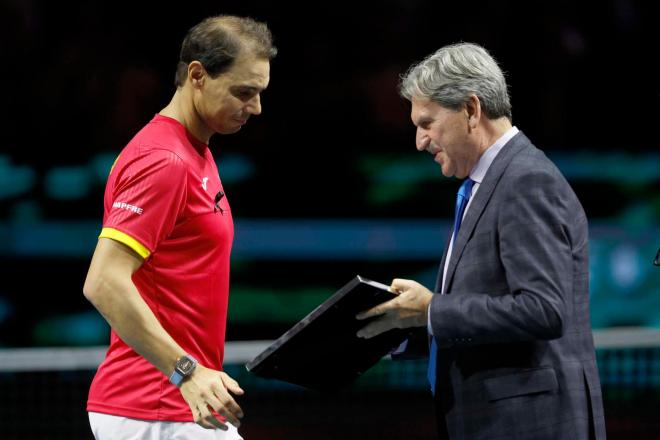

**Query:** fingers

left=356, top=279, right=432, bottom=336
left=356, top=316, right=397, bottom=339
left=390, top=278, right=419, bottom=292
left=220, top=371, right=244, bottom=395
left=195, top=402, right=229, bottom=430
left=210, top=382, right=244, bottom=427
left=356, top=279, right=422, bottom=320
left=182, top=367, right=245, bottom=431
left=192, top=389, right=243, bottom=430
left=355, top=296, right=399, bottom=320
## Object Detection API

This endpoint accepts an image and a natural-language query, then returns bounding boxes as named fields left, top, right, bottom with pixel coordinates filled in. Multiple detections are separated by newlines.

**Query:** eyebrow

left=232, top=84, right=265, bottom=93
left=415, top=116, right=433, bottom=127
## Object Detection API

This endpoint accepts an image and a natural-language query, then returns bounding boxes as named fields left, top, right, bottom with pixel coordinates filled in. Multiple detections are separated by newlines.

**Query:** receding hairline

left=206, top=15, right=273, bottom=59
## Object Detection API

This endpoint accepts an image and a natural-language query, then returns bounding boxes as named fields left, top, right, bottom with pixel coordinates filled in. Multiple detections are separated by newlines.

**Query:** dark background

left=1, top=0, right=659, bottom=438
left=1, top=0, right=658, bottom=343
left=3, top=1, right=658, bottom=168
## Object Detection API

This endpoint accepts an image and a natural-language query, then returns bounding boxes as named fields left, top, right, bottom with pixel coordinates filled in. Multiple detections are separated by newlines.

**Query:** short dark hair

left=174, top=15, right=277, bottom=87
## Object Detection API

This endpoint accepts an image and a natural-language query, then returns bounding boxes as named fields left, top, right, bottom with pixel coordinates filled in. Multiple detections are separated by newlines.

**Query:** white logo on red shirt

left=202, top=177, right=209, bottom=191
left=112, top=201, right=144, bottom=215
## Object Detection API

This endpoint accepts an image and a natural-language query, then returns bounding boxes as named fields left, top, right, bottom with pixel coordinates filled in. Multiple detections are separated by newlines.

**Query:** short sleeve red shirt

left=87, top=114, right=234, bottom=421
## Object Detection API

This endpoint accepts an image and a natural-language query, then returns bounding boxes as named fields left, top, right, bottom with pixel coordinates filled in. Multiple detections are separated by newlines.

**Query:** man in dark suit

left=357, top=43, right=606, bottom=439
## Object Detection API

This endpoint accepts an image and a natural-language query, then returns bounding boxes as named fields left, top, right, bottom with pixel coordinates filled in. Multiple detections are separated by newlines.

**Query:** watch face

left=177, top=357, right=196, bottom=375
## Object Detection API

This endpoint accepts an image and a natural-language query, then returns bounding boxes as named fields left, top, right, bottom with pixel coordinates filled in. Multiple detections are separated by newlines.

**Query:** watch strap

left=169, top=369, right=185, bottom=387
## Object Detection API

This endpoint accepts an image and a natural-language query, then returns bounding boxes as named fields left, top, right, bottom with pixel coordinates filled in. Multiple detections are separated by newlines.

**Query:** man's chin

left=217, top=125, right=242, bottom=135
left=439, top=164, right=453, bottom=178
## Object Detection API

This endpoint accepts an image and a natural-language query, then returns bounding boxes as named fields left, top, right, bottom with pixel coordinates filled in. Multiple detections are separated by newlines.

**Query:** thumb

left=390, top=278, right=419, bottom=293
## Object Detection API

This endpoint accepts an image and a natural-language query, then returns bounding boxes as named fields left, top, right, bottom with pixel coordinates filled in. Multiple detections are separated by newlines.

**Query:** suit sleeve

left=101, top=149, right=187, bottom=258
left=430, top=169, right=578, bottom=347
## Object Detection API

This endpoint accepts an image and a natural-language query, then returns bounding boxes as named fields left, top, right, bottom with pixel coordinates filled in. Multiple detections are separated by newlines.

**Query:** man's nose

left=416, top=129, right=429, bottom=151
left=247, top=94, right=262, bottom=115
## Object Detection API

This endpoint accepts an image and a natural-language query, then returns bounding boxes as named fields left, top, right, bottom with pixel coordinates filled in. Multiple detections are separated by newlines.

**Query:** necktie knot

left=458, top=178, right=475, bottom=201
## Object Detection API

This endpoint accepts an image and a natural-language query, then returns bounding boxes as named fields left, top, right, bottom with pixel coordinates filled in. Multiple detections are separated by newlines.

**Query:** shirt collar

left=469, top=126, right=519, bottom=184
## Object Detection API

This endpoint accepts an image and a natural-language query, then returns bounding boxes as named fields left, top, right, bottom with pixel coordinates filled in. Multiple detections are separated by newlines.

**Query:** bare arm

left=83, top=238, right=182, bottom=373
left=83, top=238, right=244, bottom=429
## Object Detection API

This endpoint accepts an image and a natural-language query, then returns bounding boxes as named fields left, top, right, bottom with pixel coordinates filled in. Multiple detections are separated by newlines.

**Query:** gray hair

left=399, top=43, right=511, bottom=120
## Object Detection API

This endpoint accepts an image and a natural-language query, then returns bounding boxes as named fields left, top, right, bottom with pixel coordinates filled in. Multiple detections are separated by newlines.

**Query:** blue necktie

left=428, top=177, right=475, bottom=394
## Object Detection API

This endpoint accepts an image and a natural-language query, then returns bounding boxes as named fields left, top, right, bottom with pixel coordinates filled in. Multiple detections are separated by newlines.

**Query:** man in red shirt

left=83, top=15, right=276, bottom=439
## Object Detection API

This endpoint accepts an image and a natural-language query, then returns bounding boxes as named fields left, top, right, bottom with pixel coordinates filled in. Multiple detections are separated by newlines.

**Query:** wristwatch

left=169, top=354, right=197, bottom=387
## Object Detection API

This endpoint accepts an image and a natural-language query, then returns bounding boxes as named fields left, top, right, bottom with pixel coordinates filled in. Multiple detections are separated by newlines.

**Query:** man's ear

left=188, top=61, right=205, bottom=88
left=465, top=94, right=481, bottom=129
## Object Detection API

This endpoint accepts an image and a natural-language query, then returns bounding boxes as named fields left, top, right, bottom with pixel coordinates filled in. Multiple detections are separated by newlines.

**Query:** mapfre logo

left=112, top=201, right=144, bottom=215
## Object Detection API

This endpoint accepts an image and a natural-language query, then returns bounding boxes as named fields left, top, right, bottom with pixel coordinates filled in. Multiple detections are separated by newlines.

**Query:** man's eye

left=233, top=89, right=255, bottom=100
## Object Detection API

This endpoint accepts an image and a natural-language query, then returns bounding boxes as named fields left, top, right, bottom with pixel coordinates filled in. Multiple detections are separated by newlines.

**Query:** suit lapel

left=442, top=132, right=531, bottom=294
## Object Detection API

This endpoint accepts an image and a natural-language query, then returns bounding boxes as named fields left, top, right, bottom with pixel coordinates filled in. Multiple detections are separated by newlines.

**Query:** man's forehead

left=226, top=58, right=270, bottom=87
left=412, top=96, right=450, bottom=117
left=412, top=95, right=435, bottom=110
left=411, top=96, right=434, bottom=119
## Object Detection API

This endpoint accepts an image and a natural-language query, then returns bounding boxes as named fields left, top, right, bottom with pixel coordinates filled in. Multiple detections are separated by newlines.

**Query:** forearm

left=85, top=271, right=184, bottom=377
left=430, top=290, right=563, bottom=347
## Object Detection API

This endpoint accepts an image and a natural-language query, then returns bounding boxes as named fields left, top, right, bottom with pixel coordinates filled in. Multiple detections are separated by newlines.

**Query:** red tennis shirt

left=87, top=114, right=234, bottom=421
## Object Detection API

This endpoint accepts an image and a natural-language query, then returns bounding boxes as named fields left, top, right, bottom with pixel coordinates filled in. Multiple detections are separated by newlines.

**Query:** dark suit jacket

left=429, top=132, right=606, bottom=440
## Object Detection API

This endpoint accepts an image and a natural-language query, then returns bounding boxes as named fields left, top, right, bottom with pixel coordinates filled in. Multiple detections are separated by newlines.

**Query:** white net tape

left=1, top=328, right=659, bottom=373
